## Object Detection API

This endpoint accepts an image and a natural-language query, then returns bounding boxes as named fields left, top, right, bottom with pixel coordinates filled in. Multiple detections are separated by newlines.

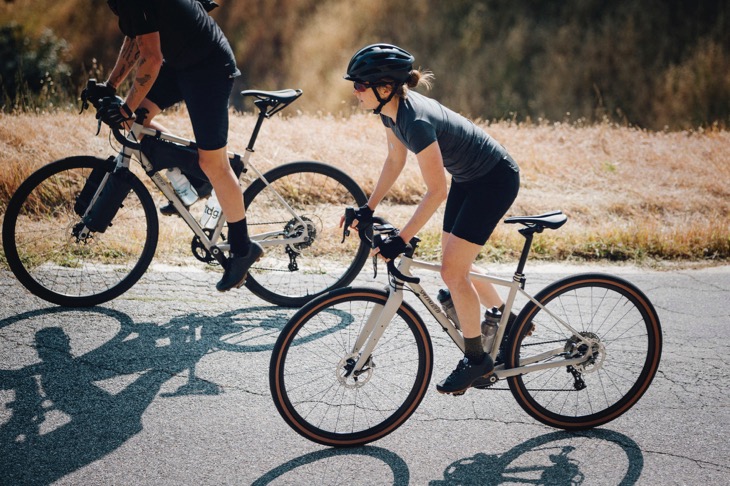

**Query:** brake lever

left=341, top=207, right=355, bottom=243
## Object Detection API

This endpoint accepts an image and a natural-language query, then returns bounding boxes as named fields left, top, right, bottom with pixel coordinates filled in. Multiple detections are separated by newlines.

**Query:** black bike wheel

left=2, top=156, right=158, bottom=307
left=506, top=273, right=662, bottom=430
left=242, top=161, right=369, bottom=307
left=270, top=287, right=433, bottom=447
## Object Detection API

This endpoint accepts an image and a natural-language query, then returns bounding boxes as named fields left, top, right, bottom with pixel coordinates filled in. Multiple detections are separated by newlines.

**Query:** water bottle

left=481, top=306, right=501, bottom=353
left=200, top=190, right=222, bottom=229
left=166, top=167, right=198, bottom=206
left=436, top=288, right=461, bottom=330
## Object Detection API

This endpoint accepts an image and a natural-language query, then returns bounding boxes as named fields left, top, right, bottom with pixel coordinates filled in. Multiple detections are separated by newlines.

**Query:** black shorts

left=443, top=155, right=520, bottom=246
left=146, top=59, right=237, bottom=150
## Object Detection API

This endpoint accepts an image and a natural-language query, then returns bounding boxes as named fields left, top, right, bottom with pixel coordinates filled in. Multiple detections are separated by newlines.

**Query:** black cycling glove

left=96, top=96, right=134, bottom=129
left=353, top=204, right=374, bottom=229
left=376, top=233, right=408, bottom=260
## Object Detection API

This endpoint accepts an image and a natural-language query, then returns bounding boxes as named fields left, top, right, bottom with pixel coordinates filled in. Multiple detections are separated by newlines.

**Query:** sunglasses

left=353, top=82, right=370, bottom=93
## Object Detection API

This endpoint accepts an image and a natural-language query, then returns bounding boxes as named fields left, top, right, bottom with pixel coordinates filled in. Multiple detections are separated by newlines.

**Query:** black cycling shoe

left=216, top=243, right=264, bottom=292
left=159, top=201, right=187, bottom=217
left=436, top=354, right=494, bottom=396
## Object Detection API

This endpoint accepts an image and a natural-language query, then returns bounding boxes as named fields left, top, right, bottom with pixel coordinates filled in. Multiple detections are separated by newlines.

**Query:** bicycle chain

left=486, top=337, right=588, bottom=392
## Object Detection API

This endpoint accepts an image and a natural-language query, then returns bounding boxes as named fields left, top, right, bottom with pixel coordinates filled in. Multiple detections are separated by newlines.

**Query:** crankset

left=191, top=228, right=224, bottom=264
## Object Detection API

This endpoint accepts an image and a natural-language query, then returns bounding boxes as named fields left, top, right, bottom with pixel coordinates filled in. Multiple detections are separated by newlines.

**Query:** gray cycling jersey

left=381, top=91, right=510, bottom=183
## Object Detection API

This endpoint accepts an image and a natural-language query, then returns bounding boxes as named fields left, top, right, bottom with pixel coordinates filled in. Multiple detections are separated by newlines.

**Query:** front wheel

left=505, top=273, right=662, bottom=430
left=2, top=156, right=158, bottom=307
left=242, top=161, right=369, bottom=307
left=270, top=287, right=433, bottom=447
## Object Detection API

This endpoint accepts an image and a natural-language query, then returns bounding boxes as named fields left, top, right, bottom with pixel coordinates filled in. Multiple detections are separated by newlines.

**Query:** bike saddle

left=240, top=89, right=302, bottom=104
left=504, top=211, right=567, bottom=230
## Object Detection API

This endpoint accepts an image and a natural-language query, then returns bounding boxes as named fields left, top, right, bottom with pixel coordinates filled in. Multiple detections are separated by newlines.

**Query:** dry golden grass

left=1, top=110, right=728, bottom=266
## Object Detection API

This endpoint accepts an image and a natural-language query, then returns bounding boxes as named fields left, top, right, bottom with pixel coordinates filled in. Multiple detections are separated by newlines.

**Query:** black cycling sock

left=464, top=336, right=485, bottom=364
left=228, top=218, right=250, bottom=254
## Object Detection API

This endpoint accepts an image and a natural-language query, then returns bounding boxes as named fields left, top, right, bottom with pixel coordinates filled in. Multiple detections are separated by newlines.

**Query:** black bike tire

left=2, top=156, right=158, bottom=307
left=242, top=161, right=369, bottom=307
left=270, top=287, right=433, bottom=447
left=505, top=273, right=662, bottom=430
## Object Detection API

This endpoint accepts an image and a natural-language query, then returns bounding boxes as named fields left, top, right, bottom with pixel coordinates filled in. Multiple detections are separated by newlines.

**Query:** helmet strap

left=371, top=84, right=400, bottom=115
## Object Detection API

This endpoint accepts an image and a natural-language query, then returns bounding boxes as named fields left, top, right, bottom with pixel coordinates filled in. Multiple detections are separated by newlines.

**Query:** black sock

left=228, top=218, right=250, bottom=254
left=464, top=336, right=485, bottom=364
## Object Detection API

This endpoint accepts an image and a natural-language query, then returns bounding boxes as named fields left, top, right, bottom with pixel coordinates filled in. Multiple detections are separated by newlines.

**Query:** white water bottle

left=166, top=167, right=198, bottom=206
left=200, top=190, right=222, bottom=229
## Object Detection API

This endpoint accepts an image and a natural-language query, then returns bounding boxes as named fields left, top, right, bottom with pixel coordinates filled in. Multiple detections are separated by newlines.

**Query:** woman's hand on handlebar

left=372, top=233, right=408, bottom=262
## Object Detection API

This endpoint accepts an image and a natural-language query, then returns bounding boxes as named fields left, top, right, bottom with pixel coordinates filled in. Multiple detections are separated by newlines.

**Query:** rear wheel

left=242, top=161, right=369, bottom=307
left=2, top=156, right=158, bottom=307
left=270, top=287, right=433, bottom=447
left=506, top=273, right=662, bottom=429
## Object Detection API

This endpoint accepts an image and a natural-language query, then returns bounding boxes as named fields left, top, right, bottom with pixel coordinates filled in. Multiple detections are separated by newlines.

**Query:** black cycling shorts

left=146, top=59, right=236, bottom=151
left=443, top=155, right=520, bottom=246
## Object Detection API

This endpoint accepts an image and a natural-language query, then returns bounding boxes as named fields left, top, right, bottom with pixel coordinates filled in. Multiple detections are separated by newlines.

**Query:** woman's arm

left=398, top=140, right=448, bottom=243
left=367, top=128, right=408, bottom=209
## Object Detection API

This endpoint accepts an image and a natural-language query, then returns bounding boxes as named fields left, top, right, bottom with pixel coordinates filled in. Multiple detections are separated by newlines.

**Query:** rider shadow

left=429, top=429, right=644, bottom=485
left=0, top=304, right=282, bottom=486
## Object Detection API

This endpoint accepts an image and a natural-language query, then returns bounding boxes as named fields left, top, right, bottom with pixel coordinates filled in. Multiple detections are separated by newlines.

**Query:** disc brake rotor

left=336, top=353, right=374, bottom=389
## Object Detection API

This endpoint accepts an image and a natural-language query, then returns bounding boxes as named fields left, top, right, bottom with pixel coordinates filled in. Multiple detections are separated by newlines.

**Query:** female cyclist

left=345, top=44, right=520, bottom=395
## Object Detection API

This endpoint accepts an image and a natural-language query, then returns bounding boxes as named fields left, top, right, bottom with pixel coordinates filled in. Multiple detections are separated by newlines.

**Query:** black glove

left=376, top=233, right=408, bottom=260
left=80, top=80, right=116, bottom=111
left=96, top=96, right=134, bottom=129
left=353, top=204, right=374, bottom=229
left=92, top=82, right=116, bottom=101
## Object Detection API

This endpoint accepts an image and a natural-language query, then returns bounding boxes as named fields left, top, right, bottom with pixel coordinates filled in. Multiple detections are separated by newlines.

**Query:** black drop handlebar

left=342, top=207, right=420, bottom=284
left=80, top=78, right=142, bottom=150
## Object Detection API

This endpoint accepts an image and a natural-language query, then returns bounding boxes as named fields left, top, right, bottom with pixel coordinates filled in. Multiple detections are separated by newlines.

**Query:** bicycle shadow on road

left=430, top=429, right=643, bottom=485
left=0, top=304, right=279, bottom=485
left=248, top=428, right=642, bottom=486
left=252, top=445, right=411, bottom=485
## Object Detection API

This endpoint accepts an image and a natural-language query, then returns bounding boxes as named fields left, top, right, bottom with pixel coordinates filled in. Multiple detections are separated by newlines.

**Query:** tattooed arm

left=123, top=32, right=164, bottom=112
left=106, top=36, right=139, bottom=91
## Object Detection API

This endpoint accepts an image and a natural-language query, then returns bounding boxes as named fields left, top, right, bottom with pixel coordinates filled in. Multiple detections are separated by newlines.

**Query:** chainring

left=191, top=228, right=223, bottom=264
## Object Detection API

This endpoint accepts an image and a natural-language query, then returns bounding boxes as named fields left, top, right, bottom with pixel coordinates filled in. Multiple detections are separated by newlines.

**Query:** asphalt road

left=1, top=262, right=728, bottom=485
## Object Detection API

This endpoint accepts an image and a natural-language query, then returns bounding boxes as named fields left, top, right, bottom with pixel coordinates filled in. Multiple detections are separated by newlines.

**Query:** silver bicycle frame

left=106, top=123, right=313, bottom=254
left=350, top=254, right=593, bottom=380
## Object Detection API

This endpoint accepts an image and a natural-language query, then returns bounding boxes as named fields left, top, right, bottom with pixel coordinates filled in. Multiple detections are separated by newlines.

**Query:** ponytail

left=397, top=68, right=434, bottom=98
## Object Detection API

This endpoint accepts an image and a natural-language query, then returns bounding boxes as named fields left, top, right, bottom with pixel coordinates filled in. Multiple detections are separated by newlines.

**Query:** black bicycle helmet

left=344, top=44, right=415, bottom=84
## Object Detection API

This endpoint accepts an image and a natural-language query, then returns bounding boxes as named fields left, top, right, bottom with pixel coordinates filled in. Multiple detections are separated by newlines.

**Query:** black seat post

left=514, top=227, right=537, bottom=286
left=245, top=102, right=269, bottom=152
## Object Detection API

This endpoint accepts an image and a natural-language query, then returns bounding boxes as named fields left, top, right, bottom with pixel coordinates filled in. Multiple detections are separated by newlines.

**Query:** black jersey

left=111, top=0, right=237, bottom=72
left=381, top=91, right=512, bottom=183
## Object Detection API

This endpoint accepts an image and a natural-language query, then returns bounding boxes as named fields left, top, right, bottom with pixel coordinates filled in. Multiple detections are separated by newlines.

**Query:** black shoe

left=436, top=354, right=494, bottom=395
left=216, top=243, right=264, bottom=292
left=159, top=201, right=187, bottom=217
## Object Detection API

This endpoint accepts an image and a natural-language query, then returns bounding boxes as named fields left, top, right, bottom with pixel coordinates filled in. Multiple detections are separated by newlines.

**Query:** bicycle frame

left=349, top=253, right=595, bottom=382
left=94, top=111, right=313, bottom=266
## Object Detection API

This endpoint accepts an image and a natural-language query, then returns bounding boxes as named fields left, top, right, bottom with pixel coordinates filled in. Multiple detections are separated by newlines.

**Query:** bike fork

left=349, top=286, right=405, bottom=374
